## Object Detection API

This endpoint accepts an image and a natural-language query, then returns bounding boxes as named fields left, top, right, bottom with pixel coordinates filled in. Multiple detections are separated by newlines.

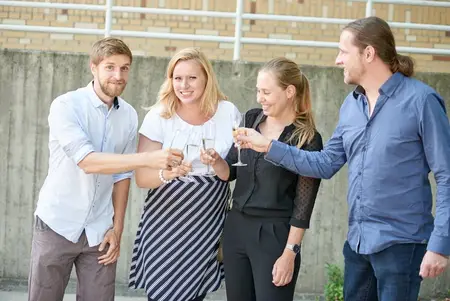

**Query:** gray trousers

left=28, top=217, right=117, bottom=301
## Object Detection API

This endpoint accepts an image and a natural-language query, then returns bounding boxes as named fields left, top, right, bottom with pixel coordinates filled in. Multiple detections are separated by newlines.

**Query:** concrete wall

left=1, top=0, right=450, bottom=73
left=0, top=49, right=449, bottom=297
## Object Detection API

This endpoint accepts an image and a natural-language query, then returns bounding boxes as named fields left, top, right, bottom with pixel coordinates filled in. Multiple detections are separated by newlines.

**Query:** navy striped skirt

left=129, top=175, right=230, bottom=301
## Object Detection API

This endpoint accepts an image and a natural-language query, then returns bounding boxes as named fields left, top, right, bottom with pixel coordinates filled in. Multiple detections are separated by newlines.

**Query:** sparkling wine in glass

left=183, top=127, right=202, bottom=181
left=232, top=112, right=247, bottom=167
left=202, top=120, right=216, bottom=174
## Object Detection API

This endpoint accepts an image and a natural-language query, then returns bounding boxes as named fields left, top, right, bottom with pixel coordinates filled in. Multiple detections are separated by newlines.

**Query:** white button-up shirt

left=35, top=82, right=138, bottom=247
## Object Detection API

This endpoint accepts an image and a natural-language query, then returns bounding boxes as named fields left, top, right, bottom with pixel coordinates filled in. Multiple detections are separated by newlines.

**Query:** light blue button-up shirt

left=36, top=82, right=138, bottom=246
left=266, top=72, right=450, bottom=256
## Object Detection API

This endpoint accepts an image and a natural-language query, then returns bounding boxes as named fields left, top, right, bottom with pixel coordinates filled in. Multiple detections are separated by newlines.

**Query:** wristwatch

left=285, top=243, right=300, bottom=254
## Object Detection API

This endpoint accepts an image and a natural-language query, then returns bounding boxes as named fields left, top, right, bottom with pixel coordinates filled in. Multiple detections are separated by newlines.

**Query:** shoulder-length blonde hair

left=260, top=57, right=316, bottom=148
left=155, top=47, right=227, bottom=119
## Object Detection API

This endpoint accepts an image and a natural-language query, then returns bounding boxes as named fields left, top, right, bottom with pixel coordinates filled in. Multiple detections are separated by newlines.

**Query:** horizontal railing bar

left=112, top=6, right=235, bottom=18
left=0, top=1, right=105, bottom=11
left=0, top=24, right=104, bottom=35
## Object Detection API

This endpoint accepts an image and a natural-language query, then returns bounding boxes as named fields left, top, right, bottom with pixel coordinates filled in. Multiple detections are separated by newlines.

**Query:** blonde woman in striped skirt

left=128, top=48, right=240, bottom=301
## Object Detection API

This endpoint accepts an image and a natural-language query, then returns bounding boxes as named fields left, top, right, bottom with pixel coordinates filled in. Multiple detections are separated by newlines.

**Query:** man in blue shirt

left=236, top=16, right=449, bottom=301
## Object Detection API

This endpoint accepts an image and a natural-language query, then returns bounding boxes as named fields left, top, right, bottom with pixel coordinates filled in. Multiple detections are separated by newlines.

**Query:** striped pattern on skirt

left=129, top=175, right=230, bottom=301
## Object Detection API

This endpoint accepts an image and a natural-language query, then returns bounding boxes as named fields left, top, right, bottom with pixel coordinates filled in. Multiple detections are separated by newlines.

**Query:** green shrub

left=324, top=263, right=344, bottom=301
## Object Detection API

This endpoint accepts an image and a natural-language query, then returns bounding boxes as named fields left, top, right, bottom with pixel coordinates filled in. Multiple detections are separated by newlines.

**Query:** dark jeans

left=343, top=240, right=427, bottom=301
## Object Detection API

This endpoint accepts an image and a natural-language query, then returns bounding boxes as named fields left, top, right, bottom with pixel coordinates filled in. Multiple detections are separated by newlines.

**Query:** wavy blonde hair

left=154, top=48, right=227, bottom=119
left=260, top=57, right=316, bottom=148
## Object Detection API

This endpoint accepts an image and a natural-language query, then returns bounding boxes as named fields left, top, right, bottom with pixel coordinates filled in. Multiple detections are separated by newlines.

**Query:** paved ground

left=0, top=290, right=322, bottom=301
left=0, top=288, right=225, bottom=301
left=0, top=279, right=322, bottom=301
left=0, top=291, right=145, bottom=301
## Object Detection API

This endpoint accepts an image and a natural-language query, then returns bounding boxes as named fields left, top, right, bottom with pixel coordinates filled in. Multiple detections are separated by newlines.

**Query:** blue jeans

left=343, top=240, right=426, bottom=301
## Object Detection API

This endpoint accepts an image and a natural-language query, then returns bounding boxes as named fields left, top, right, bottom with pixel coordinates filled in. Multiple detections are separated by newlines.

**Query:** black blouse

left=225, top=108, right=323, bottom=228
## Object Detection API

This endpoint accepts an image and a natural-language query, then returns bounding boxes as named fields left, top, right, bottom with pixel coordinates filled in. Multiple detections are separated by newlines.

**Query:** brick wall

left=1, top=0, right=450, bottom=73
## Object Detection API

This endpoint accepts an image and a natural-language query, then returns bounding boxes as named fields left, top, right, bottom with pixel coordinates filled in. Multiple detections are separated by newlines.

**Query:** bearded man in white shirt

left=28, top=37, right=184, bottom=301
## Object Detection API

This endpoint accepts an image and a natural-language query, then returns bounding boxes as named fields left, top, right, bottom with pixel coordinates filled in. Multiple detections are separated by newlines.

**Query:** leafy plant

left=324, top=263, right=344, bottom=301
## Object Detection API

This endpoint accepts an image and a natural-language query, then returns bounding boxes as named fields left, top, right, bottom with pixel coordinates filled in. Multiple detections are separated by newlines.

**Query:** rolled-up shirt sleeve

left=48, top=97, right=95, bottom=164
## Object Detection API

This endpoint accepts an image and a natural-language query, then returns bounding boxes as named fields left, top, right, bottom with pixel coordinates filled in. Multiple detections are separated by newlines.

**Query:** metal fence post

left=105, top=0, right=113, bottom=37
left=365, top=0, right=374, bottom=17
left=233, top=0, right=244, bottom=61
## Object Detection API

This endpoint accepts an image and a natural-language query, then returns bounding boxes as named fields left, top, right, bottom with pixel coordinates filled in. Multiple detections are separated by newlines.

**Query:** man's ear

left=90, top=62, right=97, bottom=76
left=364, top=45, right=376, bottom=63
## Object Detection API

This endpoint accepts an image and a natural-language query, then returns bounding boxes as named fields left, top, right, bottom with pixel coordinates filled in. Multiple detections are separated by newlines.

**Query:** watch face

left=293, top=245, right=300, bottom=253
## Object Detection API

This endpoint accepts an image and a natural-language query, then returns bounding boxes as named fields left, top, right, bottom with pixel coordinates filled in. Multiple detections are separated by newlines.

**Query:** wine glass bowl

left=232, top=112, right=247, bottom=167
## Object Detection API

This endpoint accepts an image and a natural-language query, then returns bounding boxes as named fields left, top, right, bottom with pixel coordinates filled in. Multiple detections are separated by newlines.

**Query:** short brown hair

left=344, top=16, right=414, bottom=77
left=90, top=37, right=133, bottom=65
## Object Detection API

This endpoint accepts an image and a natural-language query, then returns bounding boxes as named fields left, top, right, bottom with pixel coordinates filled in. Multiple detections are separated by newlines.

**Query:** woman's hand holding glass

left=180, top=126, right=202, bottom=181
left=162, top=161, right=192, bottom=181
left=199, top=148, right=220, bottom=168
left=167, top=128, right=195, bottom=181
left=201, top=120, right=216, bottom=174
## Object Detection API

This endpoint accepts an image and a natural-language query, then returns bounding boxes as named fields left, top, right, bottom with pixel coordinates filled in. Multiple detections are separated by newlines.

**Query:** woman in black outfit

left=200, top=57, right=323, bottom=301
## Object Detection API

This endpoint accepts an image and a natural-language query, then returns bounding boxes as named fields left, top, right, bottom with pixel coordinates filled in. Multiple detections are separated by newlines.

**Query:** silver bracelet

left=159, top=169, right=172, bottom=184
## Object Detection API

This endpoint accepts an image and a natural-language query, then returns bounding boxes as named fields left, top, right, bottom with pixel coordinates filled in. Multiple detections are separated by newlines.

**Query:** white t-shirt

left=139, top=100, right=241, bottom=175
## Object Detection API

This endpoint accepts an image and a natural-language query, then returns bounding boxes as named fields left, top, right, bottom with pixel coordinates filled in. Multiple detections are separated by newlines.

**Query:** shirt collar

left=352, top=85, right=366, bottom=99
left=379, top=72, right=404, bottom=97
left=87, top=81, right=120, bottom=110
left=352, top=72, right=404, bottom=99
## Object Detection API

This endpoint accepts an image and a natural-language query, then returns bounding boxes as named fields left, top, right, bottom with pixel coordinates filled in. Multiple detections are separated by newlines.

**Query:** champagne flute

left=183, top=126, right=202, bottom=181
left=169, top=129, right=186, bottom=151
left=232, top=112, right=247, bottom=167
left=202, top=120, right=216, bottom=175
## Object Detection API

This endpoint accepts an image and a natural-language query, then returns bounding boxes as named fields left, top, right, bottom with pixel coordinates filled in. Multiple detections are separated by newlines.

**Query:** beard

left=345, top=65, right=366, bottom=86
left=99, top=80, right=126, bottom=98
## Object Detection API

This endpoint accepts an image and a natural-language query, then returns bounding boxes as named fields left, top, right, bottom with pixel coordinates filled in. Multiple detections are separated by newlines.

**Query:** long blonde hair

left=155, top=48, right=227, bottom=118
left=260, top=57, right=316, bottom=148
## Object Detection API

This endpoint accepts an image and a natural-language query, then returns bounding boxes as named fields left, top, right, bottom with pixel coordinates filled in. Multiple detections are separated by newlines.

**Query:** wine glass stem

left=237, top=145, right=242, bottom=163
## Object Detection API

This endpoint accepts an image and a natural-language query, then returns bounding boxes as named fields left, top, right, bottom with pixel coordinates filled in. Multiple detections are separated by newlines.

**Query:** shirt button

left=357, top=196, right=360, bottom=200
left=358, top=171, right=362, bottom=176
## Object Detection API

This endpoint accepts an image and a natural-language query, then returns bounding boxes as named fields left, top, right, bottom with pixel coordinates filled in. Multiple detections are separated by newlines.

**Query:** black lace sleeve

left=290, top=131, right=323, bottom=228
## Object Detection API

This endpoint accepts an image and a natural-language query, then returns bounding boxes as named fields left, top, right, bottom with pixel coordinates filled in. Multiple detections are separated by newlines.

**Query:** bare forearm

left=112, top=179, right=131, bottom=236
left=212, top=157, right=230, bottom=181
left=136, top=167, right=188, bottom=189
left=135, top=168, right=164, bottom=189
left=79, top=152, right=149, bottom=174
left=287, top=226, right=306, bottom=246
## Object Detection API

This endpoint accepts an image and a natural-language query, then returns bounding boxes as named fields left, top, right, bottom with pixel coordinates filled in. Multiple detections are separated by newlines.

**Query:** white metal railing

left=0, top=0, right=450, bottom=59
